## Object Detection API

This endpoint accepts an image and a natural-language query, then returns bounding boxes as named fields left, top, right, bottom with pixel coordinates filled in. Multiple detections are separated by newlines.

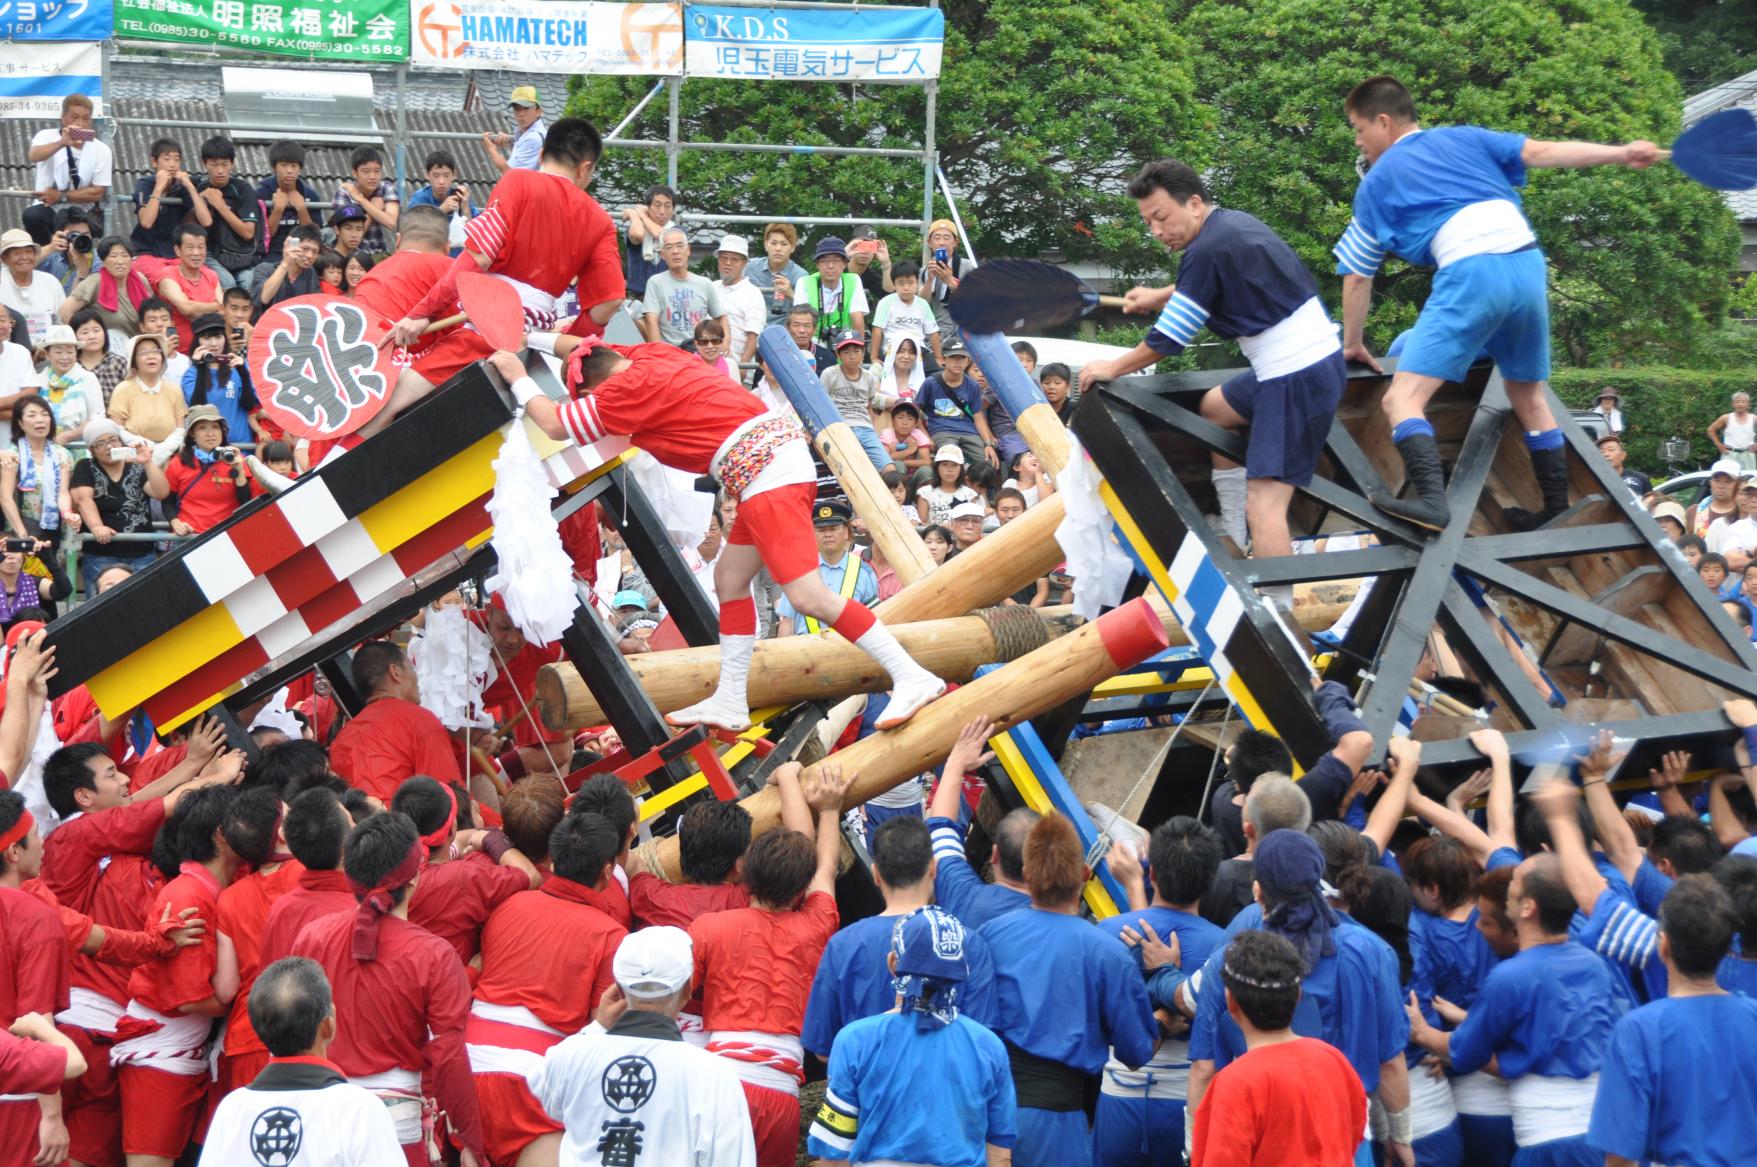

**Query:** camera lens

left=70, top=234, right=92, bottom=253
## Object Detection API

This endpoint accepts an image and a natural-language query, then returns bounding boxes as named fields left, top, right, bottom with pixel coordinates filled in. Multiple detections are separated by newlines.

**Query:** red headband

left=420, top=783, right=459, bottom=850
left=563, top=336, right=609, bottom=392
left=0, top=809, right=34, bottom=853
left=348, top=837, right=425, bottom=962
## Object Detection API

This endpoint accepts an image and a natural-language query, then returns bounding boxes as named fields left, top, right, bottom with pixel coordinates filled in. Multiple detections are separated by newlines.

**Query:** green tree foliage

left=1629, top=0, right=1757, bottom=89
left=1553, top=366, right=1757, bottom=474
left=1175, top=0, right=1742, bottom=366
left=566, top=0, right=1740, bottom=368
left=567, top=0, right=1208, bottom=271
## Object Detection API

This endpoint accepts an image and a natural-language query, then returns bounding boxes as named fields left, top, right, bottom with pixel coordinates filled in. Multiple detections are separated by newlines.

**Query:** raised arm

left=1574, top=728, right=1641, bottom=881
left=1531, top=780, right=1608, bottom=915
left=1363, top=736, right=1420, bottom=856
left=1407, top=778, right=1497, bottom=869
left=805, top=762, right=856, bottom=898
left=1472, top=727, right=1518, bottom=853
left=769, top=760, right=815, bottom=836
left=930, top=715, right=993, bottom=823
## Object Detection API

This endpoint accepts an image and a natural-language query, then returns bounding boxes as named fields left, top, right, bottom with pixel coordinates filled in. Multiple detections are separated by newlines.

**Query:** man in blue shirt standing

left=775, top=499, right=878, bottom=635
left=483, top=86, right=547, bottom=174
left=1335, top=75, right=1660, bottom=533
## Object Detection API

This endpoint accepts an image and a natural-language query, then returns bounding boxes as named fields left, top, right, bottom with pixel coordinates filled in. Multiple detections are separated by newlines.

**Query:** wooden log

left=542, top=585, right=1364, bottom=732
left=538, top=606, right=1085, bottom=731
left=638, top=596, right=1173, bottom=880
left=757, top=325, right=935, bottom=586
left=876, top=493, right=1067, bottom=624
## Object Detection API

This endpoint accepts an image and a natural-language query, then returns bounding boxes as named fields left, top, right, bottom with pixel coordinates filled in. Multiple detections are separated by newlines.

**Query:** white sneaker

left=665, top=694, right=752, bottom=734
left=152, top=428, right=185, bottom=468
left=246, top=454, right=296, bottom=495
left=874, top=675, right=947, bottom=731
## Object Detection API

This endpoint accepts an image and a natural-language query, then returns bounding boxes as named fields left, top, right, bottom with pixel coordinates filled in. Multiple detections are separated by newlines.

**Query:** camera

left=197, top=350, right=226, bottom=366
left=107, top=446, right=133, bottom=463
left=216, top=448, right=238, bottom=464
left=933, top=246, right=949, bottom=266
left=3, top=539, right=33, bottom=553
left=68, top=233, right=92, bottom=254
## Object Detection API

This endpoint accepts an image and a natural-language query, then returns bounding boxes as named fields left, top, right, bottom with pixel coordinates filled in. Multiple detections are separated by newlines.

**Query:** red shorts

left=412, top=328, right=493, bottom=388
left=726, top=482, right=819, bottom=586
left=0, top=1098, right=39, bottom=1167
left=475, top=1071, right=562, bottom=1166
left=740, top=1081, right=800, bottom=1167
left=117, top=1064, right=209, bottom=1158
left=61, top=1024, right=121, bottom=1167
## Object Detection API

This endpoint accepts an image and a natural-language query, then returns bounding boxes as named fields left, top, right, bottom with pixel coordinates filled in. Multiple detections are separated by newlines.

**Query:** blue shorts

left=1411, top=1119, right=1464, bottom=1167
left=1218, top=349, right=1347, bottom=486
left=1092, top=1093, right=1184, bottom=1167
left=1508, top=1136, right=1598, bottom=1167
left=1016, top=1107, right=1090, bottom=1167
left=1457, top=1113, right=1515, bottom=1167
left=1400, top=248, right=1550, bottom=385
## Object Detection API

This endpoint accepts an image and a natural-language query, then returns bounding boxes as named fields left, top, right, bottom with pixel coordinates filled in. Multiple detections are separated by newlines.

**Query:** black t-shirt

left=250, top=263, right=320, bottom=317
left=1620, top=470, right=1653, bottom=499
left=1200, top=857, right=1255, bottom=928
left=70, top=457, right=152, bottom=534
left=1209, top=781, right=1247, bottom=860
left=194, top=175, right=261, bottom=272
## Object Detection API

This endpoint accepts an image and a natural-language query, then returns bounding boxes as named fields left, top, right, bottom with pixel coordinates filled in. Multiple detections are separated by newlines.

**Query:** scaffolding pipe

left=608, top=80, right=668, bottom=141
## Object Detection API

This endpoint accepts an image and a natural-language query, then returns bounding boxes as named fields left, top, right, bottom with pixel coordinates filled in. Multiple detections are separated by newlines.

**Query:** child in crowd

left=131, top=137, right=207, bottom=259
left=327, top=206, right=367, bottom=262
left=194, top=135, right=260, bottom=291
left=1700, top=552, right=1731, bottom=595
left=343, top=252, right=375, bottom=295
left=882, top=468, right=916, bottom=527
left=821, top=328, right=895, bottom=472
left=1003, top=450, right=1055, bottom=508
left=259, top=439, right=296, bottom=481
left=136, top=298, right=191, bottom=387
left=222, top=286, right=253, bottom=351
left=1010, top=339, right=1037, bottom=375
left=403, top=149, right=477, bottom=255
left=314, top=251, right=346, bottom=295
left=869, top=260, right=940, bottom=386
left=330, top=145, right=399, bottom=255
left=884, top=336, right=922, bottom=401
left=695, top=317, right=740, bottom=384
left=882, top=400, right=931, bottom=476
left=917, top=444, right=981, bottom=526
left=1190, top=930, right=1368, bottom=1166
left=255, top=139, right=321, bottom=259
left=1039, top=362, right=1075, bottom=422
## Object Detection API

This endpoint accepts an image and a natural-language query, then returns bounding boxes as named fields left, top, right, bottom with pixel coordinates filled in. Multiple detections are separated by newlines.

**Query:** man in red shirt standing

left=290, top=811, right=484, bottom=1167
left=0, top=791, right=72, bottom=1167
left=210, top=789, right=302, bottom=1097
left=477, top=601, right=569, bottom=782
left=113, top=785, right=243, bottom=1167
left=370, top=117, right=626, bottom=435
left=41, top=739, right=243, bottom=1167
left=690, top=761, right=851, bottom=1167
left=328, top=641, right=462, bottom=803
left=257, top=788, right=357, bottom=967
left=469, top=811, right=626, bottom=1166
left=391, top=776, right=537, bottom=966
left=630, top=798, right=752, bottom=930
left=509, top=340, right=946, bottom=735
left=1190, top=930, right=1369, bottom=1167
left=153, top=224, right=223, bottom=355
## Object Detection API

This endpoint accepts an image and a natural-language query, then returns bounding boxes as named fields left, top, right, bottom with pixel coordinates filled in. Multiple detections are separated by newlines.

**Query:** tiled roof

left=1685, top=71, right=1757, bottom=223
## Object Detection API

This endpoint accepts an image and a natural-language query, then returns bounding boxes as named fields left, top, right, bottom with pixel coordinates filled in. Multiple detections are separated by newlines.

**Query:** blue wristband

left=1743, top=726, right=1757, bottom=759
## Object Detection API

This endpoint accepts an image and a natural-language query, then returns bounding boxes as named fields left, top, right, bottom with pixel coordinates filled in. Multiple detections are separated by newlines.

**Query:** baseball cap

left=813, top=236, right=848, bottom=261
left=949, top=501, right=986, bottom=522
left=613, top=926, right=693, bottom=998
left=941, top=338, right=969, bottom=357
left=0, top=229, right=35, bottom=256
left=716, top=234, right=749, bottom=258
left=832, top=328, right=865, bottom=351
left=39, top=324, right=75, bottom=349
left=1594, top=433, right=1622, bottom=448
left=850, top=224, right=879, bottom=242
left=509, top=86, right=541, bottom=108
left=1743, top=477, right=1757, bottom=492
left=611, top=590, right=649, bottom=612
left=1652, top=500, right=1687, bottom=527
left=191, top=313, right=227, bottom=338
left=328, top=204, right=367, bottom=228
left=932, top=444, right=965, bottom=465
left=813, top=499, right=852, bottom=527
left=1711, top=458, right=1743, bottom=479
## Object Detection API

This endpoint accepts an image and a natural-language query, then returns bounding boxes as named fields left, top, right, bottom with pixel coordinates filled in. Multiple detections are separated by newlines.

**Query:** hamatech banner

left=114, top=0, right=410, bottom=62
left=411, top=0, right=682, bottom=74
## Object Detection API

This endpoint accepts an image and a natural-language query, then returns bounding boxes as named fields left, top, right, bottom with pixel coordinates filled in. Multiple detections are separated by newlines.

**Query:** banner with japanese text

left=0, top=42, right=103, bottom=117
left=0, top=0, right=113, bottom=41
left=683, top=3, right=942, bottom=82
left=411, top=0, right=681, bottom=75
left=113, top=0, right=409, bottom=62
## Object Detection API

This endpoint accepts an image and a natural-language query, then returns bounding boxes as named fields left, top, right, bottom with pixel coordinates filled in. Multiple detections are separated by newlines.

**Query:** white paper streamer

left=247, top=686, right=303, bottom=739
left=486, top=420, right=580, bottom=645
left=1053, top=434, right=1135, bottom=621
left=409, top=605, right=496, bottom=731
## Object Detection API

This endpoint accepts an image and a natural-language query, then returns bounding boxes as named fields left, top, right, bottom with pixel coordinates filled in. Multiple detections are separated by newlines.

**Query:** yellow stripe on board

left=988, top=732, right=1121, bottom=921
left=357, top=430, right=505, bottom=549
left=87, top=602, right=245, bottom=721
left=639, top=774, right=709, bottom=821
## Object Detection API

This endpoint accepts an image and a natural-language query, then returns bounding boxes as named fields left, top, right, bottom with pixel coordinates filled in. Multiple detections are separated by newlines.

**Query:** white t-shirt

left=0, top=342, right=37, bottom=395
left=199, top=1075, right=403, bottom=1166
left=0, top=272, right=66, bottom=348
left=1710, top=515, right=1757, bottom=558
left=918, top=483, right=979, bottom=525
left=30, top=129, right=113, bottom=200
left=872, top=292, right=937, bottom=353
left=714, top=277, right=768, bottom=360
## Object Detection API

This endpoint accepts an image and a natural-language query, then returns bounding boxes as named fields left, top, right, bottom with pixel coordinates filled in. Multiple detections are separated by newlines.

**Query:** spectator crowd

left=0, top=85, right=1756, bottom=1167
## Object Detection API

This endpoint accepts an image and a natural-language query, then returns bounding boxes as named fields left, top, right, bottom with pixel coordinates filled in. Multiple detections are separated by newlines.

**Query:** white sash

left=57, top=986, right=124, bottom=1033
left=1508, top=1072, right=1598, bottom=1147
left=1100, top=1036, right=1191, bottom=1102
left=1431, top=200, right=1536, bottom=268
left=1451, top=1068, right=1511, bottom=1117
left=109, top=1002, right=211, bottom=1077
left=1235, top=296, right=1341, bottom=381
left=706, top=1029, right=803, bottom=1096
left=1409, top=1063, right=1460, bottom=1140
